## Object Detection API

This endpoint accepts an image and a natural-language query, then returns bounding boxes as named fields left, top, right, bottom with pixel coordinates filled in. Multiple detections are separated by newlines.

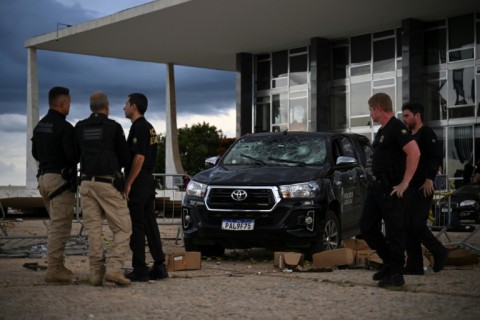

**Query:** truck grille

left=205, top=186, right=281, bottom=212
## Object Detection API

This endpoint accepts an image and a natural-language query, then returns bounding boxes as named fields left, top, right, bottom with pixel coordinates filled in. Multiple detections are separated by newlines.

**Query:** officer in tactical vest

left=32, top=86, right=79, bottom=283
left=75, top=92, right=132, bottom=286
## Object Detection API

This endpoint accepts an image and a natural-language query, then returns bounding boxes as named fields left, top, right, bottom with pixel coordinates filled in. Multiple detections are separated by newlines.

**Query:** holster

left=113, top=171, right=125, bottom=193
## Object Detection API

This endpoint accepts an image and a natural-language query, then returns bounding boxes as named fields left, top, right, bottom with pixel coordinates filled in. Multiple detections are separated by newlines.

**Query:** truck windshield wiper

left=241, top=153, right=267, bottom=165
left=267, top=157, right=306, bottom=166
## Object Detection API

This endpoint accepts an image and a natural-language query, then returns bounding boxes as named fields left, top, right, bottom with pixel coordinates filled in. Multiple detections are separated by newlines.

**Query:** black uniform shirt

left=410, top=126, right=442, bottom=188
left=31, top=109, right=78, bottom=171
left=75, top=113, right=130, bottom=176
left=372, top=117, right=413, bottom=185
left=126, top=117, right=158, bottom=174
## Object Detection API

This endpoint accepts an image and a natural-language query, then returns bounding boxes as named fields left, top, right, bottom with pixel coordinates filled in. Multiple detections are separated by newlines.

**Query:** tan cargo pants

left=38, top=173, right=75, bottom=267
left=79, top=179, right=132, bottom=273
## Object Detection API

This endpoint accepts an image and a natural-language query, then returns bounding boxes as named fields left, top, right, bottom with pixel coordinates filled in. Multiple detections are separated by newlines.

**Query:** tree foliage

left=155, top=122, right=236, bottom=176
left=178, top=122, right=222, bottom=175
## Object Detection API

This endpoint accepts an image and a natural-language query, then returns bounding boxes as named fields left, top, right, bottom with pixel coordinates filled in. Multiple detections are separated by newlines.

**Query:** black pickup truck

left=182, top=131, right=374, bottom=257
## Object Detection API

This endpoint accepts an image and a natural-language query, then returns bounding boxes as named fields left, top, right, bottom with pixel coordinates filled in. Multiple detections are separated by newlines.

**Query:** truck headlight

left=460, top=200, right=476, bottom=207
left=186, top=180, right=207, bottom=198
left=279, top=181, right=319, bottom=199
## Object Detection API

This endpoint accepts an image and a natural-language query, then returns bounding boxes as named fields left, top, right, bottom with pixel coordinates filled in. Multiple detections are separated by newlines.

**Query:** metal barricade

left=153, top=173, right=190, bottom=244
left=431, top=175, right=480, bottom=254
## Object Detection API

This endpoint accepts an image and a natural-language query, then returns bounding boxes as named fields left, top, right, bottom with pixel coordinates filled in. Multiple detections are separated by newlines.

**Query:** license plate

left=221, top=219, right=254, bottom=231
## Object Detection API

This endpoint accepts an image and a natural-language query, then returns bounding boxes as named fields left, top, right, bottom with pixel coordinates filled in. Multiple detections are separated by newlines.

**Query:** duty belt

left=81, top=176, right=114, bottom=184
left=37, top=168, right=62, bottom=176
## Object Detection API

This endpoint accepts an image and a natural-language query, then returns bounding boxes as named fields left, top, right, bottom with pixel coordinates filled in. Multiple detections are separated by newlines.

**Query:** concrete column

left=236, top=53, right=252, bottom=137
left=165, top=63, right=184, bottom=188
left=26, top=48, right=39, bottom=189
left=310, top=37, right=331, bottom=132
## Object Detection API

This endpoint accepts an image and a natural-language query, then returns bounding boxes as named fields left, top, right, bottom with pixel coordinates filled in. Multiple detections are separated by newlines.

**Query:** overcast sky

left=0, top=0, right=236, bottom=186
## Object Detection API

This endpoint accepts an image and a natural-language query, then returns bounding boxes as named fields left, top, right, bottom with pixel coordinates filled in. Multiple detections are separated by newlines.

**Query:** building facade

left=237, top=12, right=480, bottom=184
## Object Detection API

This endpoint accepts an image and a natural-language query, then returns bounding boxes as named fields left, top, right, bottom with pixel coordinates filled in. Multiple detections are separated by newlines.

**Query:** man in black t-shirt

left=360, top=93, right=420, bottom=288
left=124, top=92, right=168, bottom=281
left=32, top=86, right=79, bottom=283
left=402, top=102, right=448, bottom=275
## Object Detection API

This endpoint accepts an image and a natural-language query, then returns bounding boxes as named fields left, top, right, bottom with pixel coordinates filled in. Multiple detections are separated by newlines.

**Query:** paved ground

left=0, top=218, right=479, bottom=320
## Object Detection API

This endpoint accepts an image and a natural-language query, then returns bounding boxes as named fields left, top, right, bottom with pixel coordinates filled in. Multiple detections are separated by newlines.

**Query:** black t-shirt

left=126, top=117, right=158, bottom=174
left=31, top=109, right=78, bottom=171
left=372, top=117, right=413, bottom=185
left=410, top=126, right=442, bottom=188
left=75, top=113, right=130, bottom=176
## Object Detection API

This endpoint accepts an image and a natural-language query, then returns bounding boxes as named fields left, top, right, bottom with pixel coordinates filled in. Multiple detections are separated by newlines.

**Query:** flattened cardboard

left=167, top=252, right=202, bottom=272
left=273, top=252, right=304, bottom=269
left=342, top=238, right=370, bottom=251
left=312, top=248, right=355, bottom=268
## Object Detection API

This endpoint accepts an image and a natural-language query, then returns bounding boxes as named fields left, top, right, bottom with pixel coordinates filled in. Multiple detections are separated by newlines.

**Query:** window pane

left=256, top=60, right=270, bottom=91
left=424, top=28, right=446, bottom=66
left=373, top=38, right=395, bottom=73
left=448, top=67, right=475, bottom=106
left=289, top=97, right=308, bottom=131
left=350, top=81, right=371, bottom=116
left=477, top=22, right=480, bottom=59
left=290, top=54, right=308, bottom=86
left=448, top=106, right=475, bottom=118
left=351, top=34, right=371, bottom=64
left=333, top=46, right=348, bottom=79
left=422, top=74, right=447, bottom=121
left=448, top=14, right=474, bottom=50
left=396, top=28, right=402, bottom=58
left=255, top=97, right=270, bottom=133
left=329, top=86, right=347, bottom=130
left=272, top=50, right=288, bottom=78
left=449, top=48, right=474, bottom=62
left=272, top=93, right=288, bottom=124
left=447, top=126, right=473, bottom=179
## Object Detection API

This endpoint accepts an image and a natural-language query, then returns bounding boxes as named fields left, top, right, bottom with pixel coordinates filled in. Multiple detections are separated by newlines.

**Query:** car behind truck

left=182, top=131, right=373, bottom=257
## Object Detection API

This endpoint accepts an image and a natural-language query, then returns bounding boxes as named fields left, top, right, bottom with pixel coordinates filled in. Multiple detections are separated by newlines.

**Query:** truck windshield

left=222, top=134, right=327, bottom=166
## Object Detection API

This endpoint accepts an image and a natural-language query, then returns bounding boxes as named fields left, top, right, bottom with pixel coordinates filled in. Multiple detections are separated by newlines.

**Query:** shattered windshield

left=222, top=134, right=327, bottom=166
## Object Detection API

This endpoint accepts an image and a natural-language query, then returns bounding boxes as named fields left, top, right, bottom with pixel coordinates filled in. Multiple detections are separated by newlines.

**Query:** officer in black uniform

left=360, top=93, right=420, bottom=288
left=123, top=92, right=168, bottom=281
left=75, top=91, right=132, bottom=286
left=32, top=86, right=79, bottom=283
left=402, top=102, right=448, bottom=274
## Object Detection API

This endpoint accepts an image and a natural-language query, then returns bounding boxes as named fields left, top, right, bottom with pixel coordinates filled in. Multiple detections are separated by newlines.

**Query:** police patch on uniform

left=133, top=137, right=138, bottom=144
left=379, top=135, right=385, bottom=143
left=401, top=129, right=408, bottom=135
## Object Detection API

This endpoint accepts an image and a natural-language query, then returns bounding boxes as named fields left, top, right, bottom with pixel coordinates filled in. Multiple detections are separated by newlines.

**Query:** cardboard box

left=167, top=252, right=202, bottom=272
left=312, top=248, right=355, bottom=268
left=355, top=249, right=375, bottom=265
left=366, top=252, right=383, bottom=267
left=446, top=249, right=479, bottom=266
left=342, top=238, right=370, bottom=251
left=273, top=252, right=304, bottom=270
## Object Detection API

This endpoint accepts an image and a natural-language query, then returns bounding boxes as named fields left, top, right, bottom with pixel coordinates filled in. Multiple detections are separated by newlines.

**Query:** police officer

left=402, top=102, right=448, bottom=274
left=360, top=93, right=420, bottom=288
left=75, top=92, right=132, bottom=286
left=32, top=86, right=79, bottom=283
left=123, top=92, right=168, bottom=281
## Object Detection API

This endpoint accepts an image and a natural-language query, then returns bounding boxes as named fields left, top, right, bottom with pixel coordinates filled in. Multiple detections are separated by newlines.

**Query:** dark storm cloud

left=0, top=0, right=235, bottom=120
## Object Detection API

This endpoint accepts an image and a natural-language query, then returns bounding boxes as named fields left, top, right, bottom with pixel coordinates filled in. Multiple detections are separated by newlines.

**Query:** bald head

left=90, top=92, right=109, bottom=114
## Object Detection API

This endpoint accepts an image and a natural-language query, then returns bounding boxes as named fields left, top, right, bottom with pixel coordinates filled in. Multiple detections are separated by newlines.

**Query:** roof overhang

left=24, top=0, right=479, bottom=71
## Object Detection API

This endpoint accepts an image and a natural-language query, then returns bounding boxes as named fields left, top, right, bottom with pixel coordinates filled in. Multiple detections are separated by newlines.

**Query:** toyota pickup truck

left=182, top=131, right=373, bottom=257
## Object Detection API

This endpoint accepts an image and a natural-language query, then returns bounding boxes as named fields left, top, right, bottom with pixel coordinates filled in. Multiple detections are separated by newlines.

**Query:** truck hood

left=192, top=164, right=332, bottom=186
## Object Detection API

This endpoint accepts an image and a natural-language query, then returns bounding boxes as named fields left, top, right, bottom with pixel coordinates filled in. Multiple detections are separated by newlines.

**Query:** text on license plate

left=221, top=219, right=255, bottom=231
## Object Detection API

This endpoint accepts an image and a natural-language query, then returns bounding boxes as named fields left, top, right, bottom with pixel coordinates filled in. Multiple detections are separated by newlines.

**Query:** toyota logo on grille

left=231, top=189, right=248, bottom=201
